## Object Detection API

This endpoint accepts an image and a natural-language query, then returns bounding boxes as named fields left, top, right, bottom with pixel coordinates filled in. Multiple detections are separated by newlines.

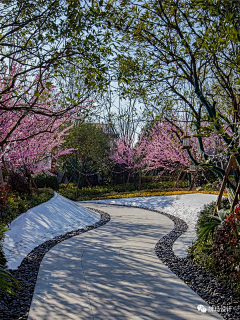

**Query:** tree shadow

left=28, top=205, right=221, bottom=320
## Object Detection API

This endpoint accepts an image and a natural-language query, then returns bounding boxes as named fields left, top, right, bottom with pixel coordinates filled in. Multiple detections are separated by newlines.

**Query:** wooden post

left=189, top=168, right=199, bottom=191
left=181, top=171, right=187, bottom=181
left=232, top=157, right=238, bottom=170
left=213, top=156, right=233, bottom=215
left=60, top=172, right=67, bottom=184
left=86, top=176, right=91, bottom=187
left=64, top=175, right=73, bottom=191
left=173, top=170, right=183, bottom=190
left=231, top=180, right=240, bottom=210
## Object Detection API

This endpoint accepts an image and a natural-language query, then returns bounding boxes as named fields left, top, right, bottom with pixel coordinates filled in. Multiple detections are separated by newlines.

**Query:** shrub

left=0, top=223, right=7, bottom=267
left=33, top=173, right=59, bottom=190
left=212, top=204, right=240, bottom=292
left=7, top=189, right=54, bottom=219
left=0, top=188, right=10, bottom=223
left=195, top=198, right=230, bottom=235
left=8, top=172, right=31, bottom=194
left=59, top=183, right=77, bottom=200
left=188, top=198, right=240, bottom=296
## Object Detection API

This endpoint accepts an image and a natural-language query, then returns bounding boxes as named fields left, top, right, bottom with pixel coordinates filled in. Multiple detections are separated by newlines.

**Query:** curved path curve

left=28, top=203, right=222, bottom=320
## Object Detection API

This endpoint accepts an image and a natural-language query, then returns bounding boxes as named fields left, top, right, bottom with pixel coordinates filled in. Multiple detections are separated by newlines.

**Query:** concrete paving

left=28, top=203, right=223, bottom=320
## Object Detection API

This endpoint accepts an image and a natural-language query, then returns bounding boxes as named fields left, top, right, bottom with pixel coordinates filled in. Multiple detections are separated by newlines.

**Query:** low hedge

left=33, top=173, right=59, bottom=191
left=58, top=180, right=190, bottom=201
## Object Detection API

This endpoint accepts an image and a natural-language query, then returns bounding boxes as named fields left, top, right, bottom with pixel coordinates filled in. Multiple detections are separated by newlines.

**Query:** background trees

left=110, top=121, right=188, bottom=188
left=94, top=0, right=240, bottom=203
left=60, top=122, right=113, bottom=187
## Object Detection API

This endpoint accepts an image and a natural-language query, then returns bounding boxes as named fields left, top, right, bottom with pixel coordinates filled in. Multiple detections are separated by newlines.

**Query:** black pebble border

left=0, top=209, right=110, bottom=320
left=88, top=202, right=240, bottom=320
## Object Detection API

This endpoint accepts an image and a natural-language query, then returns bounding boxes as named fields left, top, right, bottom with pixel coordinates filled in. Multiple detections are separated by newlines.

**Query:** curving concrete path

left=28, top=203, right=223, bottom=320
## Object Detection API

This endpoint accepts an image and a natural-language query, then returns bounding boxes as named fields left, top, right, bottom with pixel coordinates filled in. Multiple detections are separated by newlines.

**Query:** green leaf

left=45, top=82, right=52, bottom=89
left=0, top=265, right=21, bottom=296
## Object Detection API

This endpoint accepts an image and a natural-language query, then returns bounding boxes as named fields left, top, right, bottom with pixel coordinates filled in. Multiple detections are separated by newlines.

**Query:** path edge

left=86, top=202, right=239, bottom=320
left=0, top=210, right=110, bottom=320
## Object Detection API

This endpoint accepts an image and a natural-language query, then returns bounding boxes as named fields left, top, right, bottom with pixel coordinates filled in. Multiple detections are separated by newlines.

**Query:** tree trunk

left=126, top=172, right=130, bottom=190
left=30, top=174, right=37, bottom=189
left=138, top=172, right=142, bottom=190
left=76, top=172, right=81, bottom=198
left=60, top=172, right=67, bottom=184
left=133, top=172, right=136, bottom=189
left=0, top=167, right=4, bottom=188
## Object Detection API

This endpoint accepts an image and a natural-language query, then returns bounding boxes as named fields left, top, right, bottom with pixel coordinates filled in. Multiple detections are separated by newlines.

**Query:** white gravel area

left=83, top=193, right=218, bottom=257
left=2, top=193, right=100, bottom=270
left=2, top=192, right=218, bottom=270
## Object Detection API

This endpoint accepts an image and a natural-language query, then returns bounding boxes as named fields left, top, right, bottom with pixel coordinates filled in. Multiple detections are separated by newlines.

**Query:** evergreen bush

left=33, top=173, right=59, bottom=190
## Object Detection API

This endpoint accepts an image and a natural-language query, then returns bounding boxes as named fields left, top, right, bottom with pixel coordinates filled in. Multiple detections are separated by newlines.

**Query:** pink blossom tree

left=110, top=120, right=227, bottom=189
left=110, top=122, right=188, bottom=188
left=0, top=63, right=91, bottom=186
left=109, top=134, right=149, bottom=189
left=143, top=122, right=189, bottom=176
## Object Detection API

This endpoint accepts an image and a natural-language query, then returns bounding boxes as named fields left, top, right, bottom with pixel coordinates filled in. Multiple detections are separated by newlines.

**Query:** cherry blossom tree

left=109, top=134, right=149, bottom=189
left=0, top=63, right=91, bottom=185
left=109, top=136, right=135, bottom=188
left=143, top=122, right=189, bottom=176
left=110, top=120, right=226, bottom=189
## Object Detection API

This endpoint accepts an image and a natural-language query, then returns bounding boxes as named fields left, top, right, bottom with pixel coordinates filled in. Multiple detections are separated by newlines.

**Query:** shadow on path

left=28, top=204, right=222, bottom=320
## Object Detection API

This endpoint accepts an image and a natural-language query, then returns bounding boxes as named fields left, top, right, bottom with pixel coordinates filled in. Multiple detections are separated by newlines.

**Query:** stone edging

left=87, top=202, right=239, bottom=320
left=0, top=210, right=110, bottom=320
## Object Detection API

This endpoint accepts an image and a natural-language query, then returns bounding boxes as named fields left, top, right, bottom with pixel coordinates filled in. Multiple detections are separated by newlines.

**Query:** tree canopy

left=0, top=0, right=111, bottom=115
left=61, top=122, right=113, bottom=176
left=90, top=0, right=240, bottom=201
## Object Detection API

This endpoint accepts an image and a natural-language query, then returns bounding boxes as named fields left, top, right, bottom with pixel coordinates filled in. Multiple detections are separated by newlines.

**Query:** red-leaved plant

left=213, top=201, right=240, bottom=292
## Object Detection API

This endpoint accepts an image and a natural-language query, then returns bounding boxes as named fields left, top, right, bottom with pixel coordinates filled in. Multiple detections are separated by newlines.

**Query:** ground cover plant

left=58, top=179, right=189, bottom=201
left=188, top=198, right=240, bottom=297
left=58, top=179, right=224, bottom=201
